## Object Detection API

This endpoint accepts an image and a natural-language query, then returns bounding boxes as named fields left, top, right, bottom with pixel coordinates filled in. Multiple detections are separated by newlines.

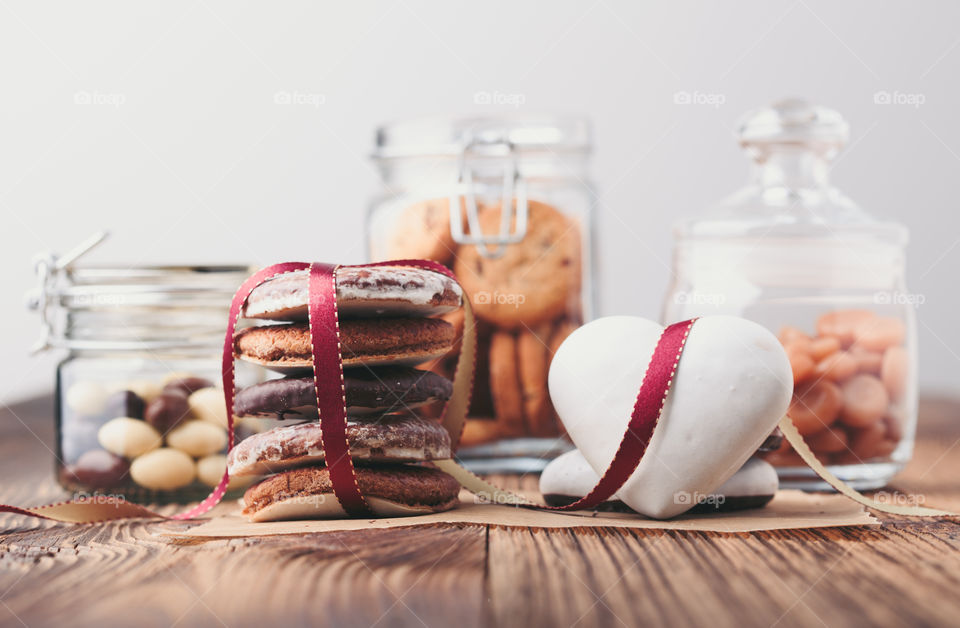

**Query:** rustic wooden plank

left=1, top=396, right=960, bottom=627
left=0, top=520, right=488, bottom=627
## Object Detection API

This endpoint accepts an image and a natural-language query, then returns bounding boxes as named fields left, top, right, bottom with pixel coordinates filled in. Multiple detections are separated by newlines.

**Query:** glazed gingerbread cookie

left=454, top=200, right=581, bottom=329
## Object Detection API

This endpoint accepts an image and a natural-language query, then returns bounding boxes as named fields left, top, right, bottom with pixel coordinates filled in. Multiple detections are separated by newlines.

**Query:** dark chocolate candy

left=103, top=390, right=146, bottom=420
left=60, top=449, right=130, bottom=489
left=144, top=392, right=191, bottom=433
left=163, top=376, right=214, bottom=397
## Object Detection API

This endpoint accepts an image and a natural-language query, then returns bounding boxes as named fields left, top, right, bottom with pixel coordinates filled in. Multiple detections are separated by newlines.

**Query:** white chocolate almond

left=166, top=420, right=228, bottom=458
left=98, top=417, right=162, bottom=458
left=130, top=448, right=196, bottom=490
left=188, top=387, right=228, bottom=427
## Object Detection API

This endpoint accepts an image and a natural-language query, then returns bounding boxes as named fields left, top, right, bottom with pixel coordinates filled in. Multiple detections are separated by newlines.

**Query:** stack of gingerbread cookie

left=227, top=265, right=464, bottom=521
left=375, top=198, right=583, bottom=446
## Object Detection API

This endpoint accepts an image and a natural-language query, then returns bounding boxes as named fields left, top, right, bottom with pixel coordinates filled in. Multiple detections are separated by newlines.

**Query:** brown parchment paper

left=167, top=489, right=877, bottom=538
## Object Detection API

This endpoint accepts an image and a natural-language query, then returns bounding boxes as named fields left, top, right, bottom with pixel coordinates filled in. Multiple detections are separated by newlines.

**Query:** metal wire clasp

left=449, top=135, right=528, bottom=259
left=25, top=231, right=109, bottom=353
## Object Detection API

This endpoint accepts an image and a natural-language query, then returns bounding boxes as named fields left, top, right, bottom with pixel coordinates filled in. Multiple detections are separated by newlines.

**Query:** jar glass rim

left=373, top=114, right=592, bottom=160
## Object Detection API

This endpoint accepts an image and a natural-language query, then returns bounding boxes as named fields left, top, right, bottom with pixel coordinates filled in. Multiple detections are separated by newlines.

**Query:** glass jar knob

left=731, top=98, right=865, bottom=222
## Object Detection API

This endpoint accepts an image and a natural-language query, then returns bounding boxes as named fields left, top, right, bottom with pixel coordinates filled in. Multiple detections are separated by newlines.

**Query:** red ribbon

left=0, top=259, right=692, bottom=523
left=544, top=318, right=695, bottom=510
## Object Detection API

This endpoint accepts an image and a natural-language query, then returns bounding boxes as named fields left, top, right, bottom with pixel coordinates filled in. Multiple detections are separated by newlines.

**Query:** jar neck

left=750, top=149, right=831, bottom=193
left=377, top=151, right=591, bottom=191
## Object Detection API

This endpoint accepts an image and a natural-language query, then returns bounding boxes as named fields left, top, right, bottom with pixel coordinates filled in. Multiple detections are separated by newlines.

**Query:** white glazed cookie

left=243, top=266, right=463, bottom=321
left=539, top=450, right=778, bottom=512
left=548, top=315, right=791, bottom=519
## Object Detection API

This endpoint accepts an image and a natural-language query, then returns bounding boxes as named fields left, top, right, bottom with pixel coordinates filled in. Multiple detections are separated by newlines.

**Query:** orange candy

left=881, top=346, right=908, bottom=401
left=809, top=336, right=841, bottom=361
left=839, top=374, right=889, bottom=428
left=853, top=316, right=906, bottom=352
left=812, top=351, right=858, bottom=382
left=788, top=380, right=843, bottom=436
left=849, top=347, right=883, bottom=375
left=806, top=427, right=850, bottom=454
left=816, top=309, right=876, bottom=347
left=779, top=326, right=811, bottom=345
left=776, top=310, right=908, bottom=468
left=788, top=351, right=815, bottom=384
left=848, top=421, right=897, bottom=460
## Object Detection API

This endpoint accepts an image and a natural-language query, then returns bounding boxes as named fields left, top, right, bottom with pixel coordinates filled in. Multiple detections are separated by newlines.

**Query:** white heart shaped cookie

left=547, top=315, right=792, bottom=518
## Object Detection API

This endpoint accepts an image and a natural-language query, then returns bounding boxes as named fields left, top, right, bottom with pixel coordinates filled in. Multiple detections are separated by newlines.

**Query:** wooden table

left=1, top=396, right=959, bottom=627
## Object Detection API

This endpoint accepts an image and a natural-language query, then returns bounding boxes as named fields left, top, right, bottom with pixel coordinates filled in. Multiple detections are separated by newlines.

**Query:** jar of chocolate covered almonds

left=28, top=233, right=260, bottom=502
left=664, top=100, right=917, bottom=490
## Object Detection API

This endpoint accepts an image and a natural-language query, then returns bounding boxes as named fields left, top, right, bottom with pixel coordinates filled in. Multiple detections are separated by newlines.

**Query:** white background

left=2, top=0, right=959, bottom=404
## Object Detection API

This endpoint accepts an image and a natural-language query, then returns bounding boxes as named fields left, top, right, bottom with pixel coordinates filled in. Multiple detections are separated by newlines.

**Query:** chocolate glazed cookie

left=234, top=367, right=454, bottom=419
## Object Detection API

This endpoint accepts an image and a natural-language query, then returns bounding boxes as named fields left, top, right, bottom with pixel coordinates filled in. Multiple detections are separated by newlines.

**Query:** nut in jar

left=765, top=309, right=911, bottom=469
left=369, top=116, right=594, bottom=471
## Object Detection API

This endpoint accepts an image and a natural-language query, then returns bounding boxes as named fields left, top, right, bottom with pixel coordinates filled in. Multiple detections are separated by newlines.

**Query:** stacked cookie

left=376, top=198, right=583, bottom=445
left=228, top=266, right=464, bottom=521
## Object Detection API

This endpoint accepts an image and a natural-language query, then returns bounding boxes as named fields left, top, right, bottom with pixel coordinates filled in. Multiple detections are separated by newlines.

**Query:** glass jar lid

left=678, top=98, right=906, bottom=244
left=372, top=114, right=591, bottom=160
left=738, top=98, right=849, bottom=153
left=27, top=232, right=252, bottom=353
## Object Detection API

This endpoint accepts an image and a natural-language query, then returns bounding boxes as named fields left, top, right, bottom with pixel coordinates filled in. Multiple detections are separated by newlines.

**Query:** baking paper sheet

left=166, top=489, right=877, bottom=538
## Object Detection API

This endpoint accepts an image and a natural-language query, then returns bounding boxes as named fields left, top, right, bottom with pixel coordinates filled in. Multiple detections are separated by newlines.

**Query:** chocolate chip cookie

left=454, top=200, right=581, bottom=328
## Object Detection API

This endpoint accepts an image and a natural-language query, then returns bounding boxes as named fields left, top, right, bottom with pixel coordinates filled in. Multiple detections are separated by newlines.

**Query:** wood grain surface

left=1, top=395, right=959, bottom=627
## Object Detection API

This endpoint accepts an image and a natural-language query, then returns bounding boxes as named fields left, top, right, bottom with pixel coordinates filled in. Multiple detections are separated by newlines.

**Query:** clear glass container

left=663, top=99, right=916, bottom=490
left=367, top=115, right=595, bottom=472
left=28, top=233, right=259, bottom=502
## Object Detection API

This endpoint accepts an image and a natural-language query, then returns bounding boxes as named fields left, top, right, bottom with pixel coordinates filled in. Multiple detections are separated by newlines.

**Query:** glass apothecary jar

left=663, top=100, right=916, bottom=490
left=28, top=233, right=259, bottom=502
left=367, top=115, right=595, bottom=472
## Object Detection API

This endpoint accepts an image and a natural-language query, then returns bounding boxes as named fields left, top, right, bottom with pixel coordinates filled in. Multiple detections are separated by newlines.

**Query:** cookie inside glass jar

left=368, top=114, right=594, bottom=472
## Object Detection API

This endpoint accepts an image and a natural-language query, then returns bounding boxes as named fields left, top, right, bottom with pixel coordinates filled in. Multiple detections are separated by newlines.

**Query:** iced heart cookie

left=242, top=465, right=461, bottom=521
left=453, top=200, right=581, bottom=328
left=227, top=414, right=452, bottom=476
left=243, top=265, right=462, bottom=321
left=540, top=450, right=778, bottom=513
left=548, top=315, right=792, bottom=519
left=234, top=367, right=453, bottom=419
left=234, top=318, right=455, bottom=372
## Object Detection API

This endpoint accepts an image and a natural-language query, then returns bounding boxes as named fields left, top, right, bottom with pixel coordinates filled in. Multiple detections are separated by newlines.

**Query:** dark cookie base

left=542, top=493, right=775, bottom=514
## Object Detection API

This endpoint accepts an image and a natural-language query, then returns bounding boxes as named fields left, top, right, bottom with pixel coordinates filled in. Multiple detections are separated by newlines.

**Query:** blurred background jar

left=663, top=99, right=916, bottom=490
left=28, top=233, right=259, bottom=502
left=368, top=115, right=595, bottom=472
